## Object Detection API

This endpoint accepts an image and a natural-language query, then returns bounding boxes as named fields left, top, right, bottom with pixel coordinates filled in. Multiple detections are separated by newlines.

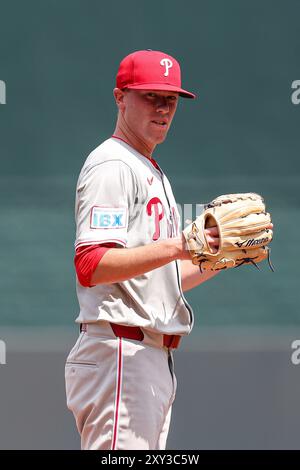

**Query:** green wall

left=0, top=0, right=299, bottom=326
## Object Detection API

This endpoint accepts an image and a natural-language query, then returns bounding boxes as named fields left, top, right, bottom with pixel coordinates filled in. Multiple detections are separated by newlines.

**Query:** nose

left=156, top=97, right=169, bottom=114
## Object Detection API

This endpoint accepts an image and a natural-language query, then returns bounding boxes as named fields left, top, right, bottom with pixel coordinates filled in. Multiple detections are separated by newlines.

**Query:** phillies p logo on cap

left=160, top=58, right=173, bottom=77
left=116, top=50, right=196, bottom=99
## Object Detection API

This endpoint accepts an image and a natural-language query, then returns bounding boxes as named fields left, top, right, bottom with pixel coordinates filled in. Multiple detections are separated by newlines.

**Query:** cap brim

left=125, top=83, right=196, bottom=99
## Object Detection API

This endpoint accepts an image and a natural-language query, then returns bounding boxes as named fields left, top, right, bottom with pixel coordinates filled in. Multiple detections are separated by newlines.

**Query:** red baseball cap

left=116, top=50, right=196, bottom=99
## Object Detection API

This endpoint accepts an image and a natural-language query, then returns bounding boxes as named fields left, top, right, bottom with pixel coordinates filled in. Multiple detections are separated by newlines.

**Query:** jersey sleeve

left=75, top=160, right=138, bottom=249
left=74, top=243, right=116, bottom=287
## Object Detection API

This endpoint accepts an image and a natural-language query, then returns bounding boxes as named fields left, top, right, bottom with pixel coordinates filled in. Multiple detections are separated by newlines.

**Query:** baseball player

left=65, top=50, right=273, bottom=450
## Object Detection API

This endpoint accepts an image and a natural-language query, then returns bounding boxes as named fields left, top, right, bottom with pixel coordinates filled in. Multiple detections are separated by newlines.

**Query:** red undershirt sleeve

left=74, top=243, right=116, bottom=288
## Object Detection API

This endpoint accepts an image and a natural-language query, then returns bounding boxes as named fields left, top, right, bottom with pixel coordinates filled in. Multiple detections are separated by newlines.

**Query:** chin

left=153, top=132, right=168, bottom=145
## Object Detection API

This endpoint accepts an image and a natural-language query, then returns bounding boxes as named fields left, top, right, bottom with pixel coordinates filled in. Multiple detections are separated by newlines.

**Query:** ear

left=113, top=88, right=126, bottom=111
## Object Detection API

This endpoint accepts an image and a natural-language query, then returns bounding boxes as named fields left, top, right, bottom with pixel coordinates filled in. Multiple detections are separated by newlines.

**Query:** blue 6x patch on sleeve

left=90, top=206, right=128, bottom=229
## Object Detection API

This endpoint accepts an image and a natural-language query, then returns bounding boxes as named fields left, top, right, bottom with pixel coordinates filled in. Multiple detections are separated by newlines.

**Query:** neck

left=113, top=116, right=156, bottom=159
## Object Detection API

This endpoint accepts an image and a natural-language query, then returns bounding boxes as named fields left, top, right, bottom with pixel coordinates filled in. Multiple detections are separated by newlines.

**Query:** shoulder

left=83, top=138, right=129, bottom=168
left=78, top=138, right=139, bottom=181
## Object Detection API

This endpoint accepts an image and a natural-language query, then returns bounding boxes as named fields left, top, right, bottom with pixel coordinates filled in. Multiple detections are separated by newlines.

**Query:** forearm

left=91, top=237, right=185, bottom=285
left=181, top=259, right=220, bottom=292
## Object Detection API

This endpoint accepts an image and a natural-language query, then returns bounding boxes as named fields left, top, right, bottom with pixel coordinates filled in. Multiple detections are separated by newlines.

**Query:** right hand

left=180, top=227, right=220, bottom=260
left=204, top=226, right=219, bottom=253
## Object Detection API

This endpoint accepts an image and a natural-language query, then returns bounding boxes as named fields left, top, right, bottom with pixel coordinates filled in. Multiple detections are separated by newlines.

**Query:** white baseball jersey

left=74, top=137, right=194, bottom=335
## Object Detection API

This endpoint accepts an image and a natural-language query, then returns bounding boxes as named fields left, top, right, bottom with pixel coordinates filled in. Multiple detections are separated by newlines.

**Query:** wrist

left=165, top=234, right=190, bottom=261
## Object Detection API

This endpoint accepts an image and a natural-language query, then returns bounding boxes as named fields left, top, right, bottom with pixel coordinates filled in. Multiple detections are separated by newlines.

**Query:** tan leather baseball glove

left=182, top=193, right=274, bottom=271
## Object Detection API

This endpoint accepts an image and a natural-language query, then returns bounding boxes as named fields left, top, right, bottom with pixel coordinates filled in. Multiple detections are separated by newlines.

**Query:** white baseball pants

left=65, top=322, right=177, bottom=450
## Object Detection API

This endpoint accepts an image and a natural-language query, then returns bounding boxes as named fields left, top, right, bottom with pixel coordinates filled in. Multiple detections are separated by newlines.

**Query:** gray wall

left=0, top=0, right=300, bottom=449
left=1, top=327, right=299, bottom=450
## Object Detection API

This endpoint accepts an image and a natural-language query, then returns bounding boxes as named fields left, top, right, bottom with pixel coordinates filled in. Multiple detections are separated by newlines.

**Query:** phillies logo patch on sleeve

left=90, top=207, right=127, bottom=229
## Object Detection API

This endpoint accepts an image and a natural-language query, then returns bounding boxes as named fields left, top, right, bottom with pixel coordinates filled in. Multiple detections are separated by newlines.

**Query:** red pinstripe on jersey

left=111, top=338, right=123, bottom=450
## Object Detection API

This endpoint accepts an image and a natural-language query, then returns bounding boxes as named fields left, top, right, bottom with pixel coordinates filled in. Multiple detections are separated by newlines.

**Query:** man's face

left=119, top=89, right=179, bottom=146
